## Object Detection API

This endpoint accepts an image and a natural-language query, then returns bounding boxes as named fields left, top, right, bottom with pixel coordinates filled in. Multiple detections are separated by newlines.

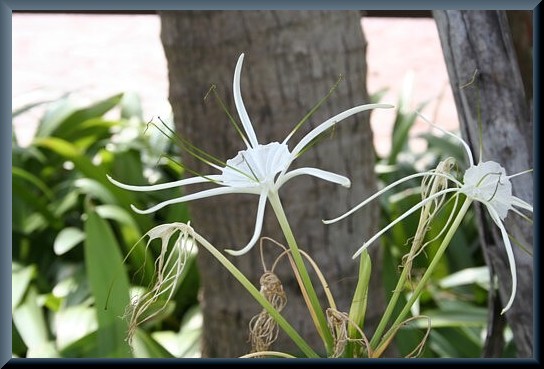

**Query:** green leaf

left=54, top=305, right=97, bottom=350
left=410, top=307, right=487, bottom=328
left=54, top=227, right=85, bottom=255
left=37, top=93, right=123, bottom=138
left=12, top=169, right=61, bottom=231
left=12, top=263, right=36, bottom=310
left=84, top=208, right=132, bottom=357
left=176, top=306, right=202, bottom=358
left=34, top=137, right=152, bottom=231
left=429, top=327, right=482, bottom=357
left=94, top=204, right=139, bottom=230
left=132, top=329, right=175, bottom=358
left=74, top=178, right=117, bottom=204
left=59, top=331, right=99, bottom=358
left=439, top=266, right=489, bottom=289
left=12, top=166, right=54, bottom=200
left=120, top=92, right=143, bottom=120
left=95, top=204, right=155, bottom=286
left=12, top=285, right=54, bottom=355
left=346, top=250, right=371, bottom=357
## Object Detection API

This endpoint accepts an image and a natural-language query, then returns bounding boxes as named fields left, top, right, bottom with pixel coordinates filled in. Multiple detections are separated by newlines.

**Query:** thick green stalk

left=346, top=250, right=371, bottom=357
left=374, top=198, right=472, bottom=351
left=368, top=249, right=412, bottom=350
left=192, top=229, right=319, bottom=358
left=268, top=191, right=334, bottom=354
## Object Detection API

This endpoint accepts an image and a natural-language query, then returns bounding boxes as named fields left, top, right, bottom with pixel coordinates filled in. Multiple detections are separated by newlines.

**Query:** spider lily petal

left=224, top=192, right=268, bottom=256
left=511, top=197, right=533, bottom=212
left=486, top=204, right=517, bottom=314
left=323, top=171, right=461, bottom=224
left=277, top=167, right=351, bottom=189
left=130, top=186, right=260, bottom=214
left=287, top=103, right=394, bottom=161
left=107, top=174, right=223, bottom=191
left=352, top=187, right=460, bottom=259
left=234, top=53, right=259, bottom=149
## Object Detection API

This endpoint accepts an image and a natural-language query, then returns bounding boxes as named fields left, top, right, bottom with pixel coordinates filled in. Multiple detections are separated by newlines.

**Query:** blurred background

left=12, top=12, right=458, bottom=151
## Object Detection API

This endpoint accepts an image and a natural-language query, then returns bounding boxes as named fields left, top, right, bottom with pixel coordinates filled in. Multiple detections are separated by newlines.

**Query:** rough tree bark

left=159, top=11, right=384, bottom=357
left=433, top=11, right=533, bottom=358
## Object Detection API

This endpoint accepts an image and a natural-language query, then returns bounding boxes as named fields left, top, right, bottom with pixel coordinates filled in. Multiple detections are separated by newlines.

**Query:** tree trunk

left=159, top=11, right=384, bottom=357
left=433, top=10, right=533, bottom=358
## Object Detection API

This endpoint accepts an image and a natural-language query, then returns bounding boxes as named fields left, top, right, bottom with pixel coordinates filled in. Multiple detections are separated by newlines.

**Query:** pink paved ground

left=12, top=14, right=458, bottom=154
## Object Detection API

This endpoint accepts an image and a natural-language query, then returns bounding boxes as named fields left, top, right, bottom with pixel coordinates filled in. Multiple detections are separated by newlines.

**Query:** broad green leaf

left=84, top=209, right=131, bottom=358
left=34, top=137, right=152, bottom=231
left=12, top=172, right=61, bottom=231
left=74, top=178, right=117, bottom=204
left=132, top=329, right=175, bottom=358
left=429, top=328, right=482, bottom=357
left=410, top=307, right=487, bottom=328
left=12, top=263, right=36, bottom=310
left=67, top=118, right=118, bottom=150
left=176, top=306, right=202, bottom=358
left=12, top=285, right=51, bottom=353
left=27, top=342, right=60, bottom=358
left=54, top=227, right=85, bottom=255
left=37, top=93, right=123, bottom=139
left=59, top=331, right=99, bottom=358
left=95, top=204, right=139, bottom=230
left=95, top=204, right=155, bottom=286
left=346, top=250, right=371, bottom=357
left=439, top=266, right=489, bottom=289
left=55, top=305, right=97, bottom=350
left=120, top=92, right=143, bottom=120
left=12, top=321, right=27, bottom=357
left=35, top=97, right=78, bottom=138
left=12, top=166, right=54, bottom=199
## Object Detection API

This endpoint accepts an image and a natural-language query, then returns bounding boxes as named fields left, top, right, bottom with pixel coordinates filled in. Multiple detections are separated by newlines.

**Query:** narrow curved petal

left=507, top=168, right=533, bottom=180
left=512, top=196, right=533, bottom=213
left=351, top=188, right=460, bottom=259
left=288, top=103, right=394, bottom=160
left=107, top=174, right=224, bottom=191
left=224, top=192, right=267, bottom=256
left=324, top=171, right=460, bottom=224
left=416, top=112, right=475, bottom=167
left=277, top=167, right=351, bottom=189
left=234, top=53, right=259, bottom=148
left=131, top=186, right=261, bottom=214
left=486, top=205, right=517, bottom=314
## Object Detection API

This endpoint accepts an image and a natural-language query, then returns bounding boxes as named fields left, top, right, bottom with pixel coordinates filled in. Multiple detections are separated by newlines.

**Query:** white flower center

left=461, top=161, right=513, bottom=219
left=222, top=142, right=291, bottom=188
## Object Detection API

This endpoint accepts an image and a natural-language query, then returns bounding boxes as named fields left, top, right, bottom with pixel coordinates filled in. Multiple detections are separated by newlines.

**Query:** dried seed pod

left=248, top=271, right=287, bottom=354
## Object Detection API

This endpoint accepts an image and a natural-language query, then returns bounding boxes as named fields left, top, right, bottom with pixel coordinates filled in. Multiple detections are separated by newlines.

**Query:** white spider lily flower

left=108, top=53, right=393, bottom=256
left=324, top=114, right=532, bottom=314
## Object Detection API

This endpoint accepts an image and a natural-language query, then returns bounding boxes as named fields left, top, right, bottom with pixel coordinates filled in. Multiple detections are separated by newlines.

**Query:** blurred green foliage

left=12, top=93, right=201, bottom=358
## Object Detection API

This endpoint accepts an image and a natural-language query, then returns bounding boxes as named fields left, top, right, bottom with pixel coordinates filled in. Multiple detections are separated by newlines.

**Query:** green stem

left=374, top=198, right=472, bottom=350
left=268, top=191, right=334, bottom=355
left=369, top=249, right=412, bottom=350
left=193, top=229, right=319, bottom=358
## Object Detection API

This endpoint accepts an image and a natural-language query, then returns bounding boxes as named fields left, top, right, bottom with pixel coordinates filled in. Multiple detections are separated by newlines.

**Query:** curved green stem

left=268, top=191, right=334, bottom=355
left=192, top=230, right=319, bottom=358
